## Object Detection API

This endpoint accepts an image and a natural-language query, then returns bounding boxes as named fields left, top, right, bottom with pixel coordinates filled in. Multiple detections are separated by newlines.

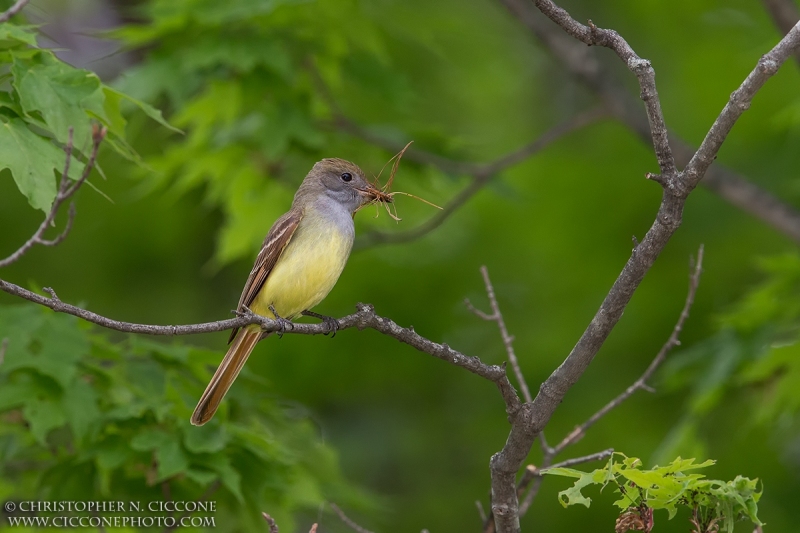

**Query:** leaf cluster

left=0, top=19, right=174, bottom=212
left=544, top=453, right=762, bottom=533
left=0, top=305, right=364, bottom=531
left=112, top=0, right=435, bottom=265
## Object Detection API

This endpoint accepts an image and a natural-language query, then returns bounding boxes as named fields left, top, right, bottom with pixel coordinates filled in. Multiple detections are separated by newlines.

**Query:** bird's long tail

left=191, top=326, right=262, bottom=426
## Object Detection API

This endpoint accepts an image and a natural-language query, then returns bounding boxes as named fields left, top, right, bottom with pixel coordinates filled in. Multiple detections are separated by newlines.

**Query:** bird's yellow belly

left=250, top=223, right=352, bottom=320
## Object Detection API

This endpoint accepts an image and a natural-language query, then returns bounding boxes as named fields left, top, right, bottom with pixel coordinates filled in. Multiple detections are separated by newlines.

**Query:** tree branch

left=329, top=503, right=375, bottom=533
left=0, top=277, right=522, bottom=403
left=466, top=266, right=532, bottom=403
left=261, top=513, right=279, bottom=533
left=761, top=0, right=800, bottom=68
left=551, top=245, right=703, bottom=456
left=308, top=61, right=607, bottom=248
left=531, top=1, right=677, bottom=179
left=485, top=8, right=799, bottom=533
left=0, top=0, right=29, bottom=23
left=498, top=0, right=800, bottom=244
left=513, top=245, right=703, bottom=518
left=684, top=21, right=800, bottom=187
left=0, top=125, right=106, bottom=268
left=354, top=108, right=606, bottom=247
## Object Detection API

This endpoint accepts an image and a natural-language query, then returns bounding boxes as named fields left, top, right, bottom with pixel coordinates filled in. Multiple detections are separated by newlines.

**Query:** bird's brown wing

left=228, top=208, right=303, bottom=342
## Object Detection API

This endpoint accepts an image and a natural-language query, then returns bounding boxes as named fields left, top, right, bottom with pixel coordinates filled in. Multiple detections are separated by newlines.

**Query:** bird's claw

left=269, top=305, right=294, bottom=338
left=301, top=310, right=340, bottom=338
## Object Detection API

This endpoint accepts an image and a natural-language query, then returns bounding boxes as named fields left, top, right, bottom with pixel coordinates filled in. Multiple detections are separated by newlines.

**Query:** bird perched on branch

left=191, top=158, right=390, bottom=426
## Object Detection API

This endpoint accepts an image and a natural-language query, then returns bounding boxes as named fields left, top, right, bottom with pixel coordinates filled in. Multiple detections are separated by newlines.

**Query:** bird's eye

left=340, top=172, right=352, bottom=182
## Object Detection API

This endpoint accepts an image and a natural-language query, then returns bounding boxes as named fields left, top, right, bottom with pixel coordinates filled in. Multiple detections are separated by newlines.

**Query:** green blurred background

left=2, top=0, right=800, bottom=531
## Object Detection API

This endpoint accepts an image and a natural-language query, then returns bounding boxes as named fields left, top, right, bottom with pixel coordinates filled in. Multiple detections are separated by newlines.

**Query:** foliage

left=0, top=18, right=175, bottom=212
left=544, top=453, right=762, bottom=533
left=2, top=0, right=800, bottom=532
left=0, top=304, right=364, bottom=531
left=658, top=253, right=800, bottom=463
left=112, top=0, right=399, bottom=266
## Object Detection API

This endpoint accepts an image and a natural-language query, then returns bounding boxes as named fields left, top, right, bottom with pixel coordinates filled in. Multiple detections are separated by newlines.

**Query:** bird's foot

left=301, top=310, right=340, bottom=337
left=269, top=305, right=294, bottom=338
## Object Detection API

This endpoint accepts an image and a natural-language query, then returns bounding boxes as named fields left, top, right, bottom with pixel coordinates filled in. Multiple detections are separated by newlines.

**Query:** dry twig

left=330, top=503, right=375, bottom=533
left=514, top=245, right=704, bottom=517
left=262, top=513, right=279, bottom=533
left=0, top=0, right=29, bottom=23
left=466, top=266, right=532, bottom=403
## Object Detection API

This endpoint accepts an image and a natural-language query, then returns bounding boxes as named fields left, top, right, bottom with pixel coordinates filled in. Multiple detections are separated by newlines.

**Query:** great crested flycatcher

left=191, top=158, right=387, bottom=426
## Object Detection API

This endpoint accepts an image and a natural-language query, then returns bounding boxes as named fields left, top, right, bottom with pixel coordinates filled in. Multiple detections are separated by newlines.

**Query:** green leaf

left=62, top=379, right=101, bottom=444
left=130, top=427, right=189, bottom=481
left=108, top=87, right=182, bottom=134
left=0, top=23, right=38, bottom=47
left=155, top=436, right=189, bottom=481
left=555, top=470, right=595, bottom=508
left=183, top=422, right=228, bottom=454
left=12, top=51, right=106, bottom=148
left=22, top=397, right=65, bottom=444
left=0, top=116, right=84, bottom=211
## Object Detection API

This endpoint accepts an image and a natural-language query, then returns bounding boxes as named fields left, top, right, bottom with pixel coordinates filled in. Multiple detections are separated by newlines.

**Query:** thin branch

left=684, top=21, right=800, bottom=188
left=476, top=500, right=487, bottom=523
left=329, top=503, right=375, bottom=533
left=262, top=513, right=279, bottom=533
left=355, top=107, right=607, bottom=248
left=0, top=338, right=7, bottom=366
left=543, top=448, right=615, bottom=472
left=485, top=10, right=799, bottom=533
left=761, top=0, right=800, bottom=68
left=308, top=62, right=607, bottom=248
left=0, top=0, right=29, bottom=23
left=499, top=0, right=800, bottom=244
left=515, top=246, right=704, bottom=517
left=0, top=125, right=106, bottom=268
left=466, top=266, right=532, bottom=403
left=0, top=278, right=521, bottom=409
left=531, top=0, right=677, bottom=179
left=552, top=245, right=704, bottom=455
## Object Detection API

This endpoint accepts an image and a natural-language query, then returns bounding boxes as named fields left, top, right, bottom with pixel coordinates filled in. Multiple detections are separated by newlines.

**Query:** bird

left=191, top=158, right=389, bottom=426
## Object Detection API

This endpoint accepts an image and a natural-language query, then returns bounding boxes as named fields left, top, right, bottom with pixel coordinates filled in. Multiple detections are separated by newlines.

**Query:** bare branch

left=466, top=266, right=532, bottom=403
left=543, top=449, right=615, bottom=472
left=0, top=0, right=29, bottom=23
left=761, top=0, right=800, bottom=67
left=485, top=8, right=799, bottom=532
left=0, top=338, right=7, bottom=366
left=684, top=21, right=800, bottom=188
left=499, top=0, right=800, bottom=244
left=0, top=126, right=106, bottom=268
left=0, top=278, right=521, bottom=409
left=329, top=503, right=375, bottom=533
left=476, top=500, right=487, bottom=523
left=308, top=63, right=607, bottom=248
left=515, top=247, right=704, bottom=516
left=355, top=107, right=607, bottom=248
left=262, top=513, right=279, bottom=533
left=530, top=1, right=676, bottom=179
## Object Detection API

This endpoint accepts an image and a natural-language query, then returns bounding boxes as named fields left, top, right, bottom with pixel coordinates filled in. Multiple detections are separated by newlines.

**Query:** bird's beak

left=356, top=183, right=392, bottom=204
